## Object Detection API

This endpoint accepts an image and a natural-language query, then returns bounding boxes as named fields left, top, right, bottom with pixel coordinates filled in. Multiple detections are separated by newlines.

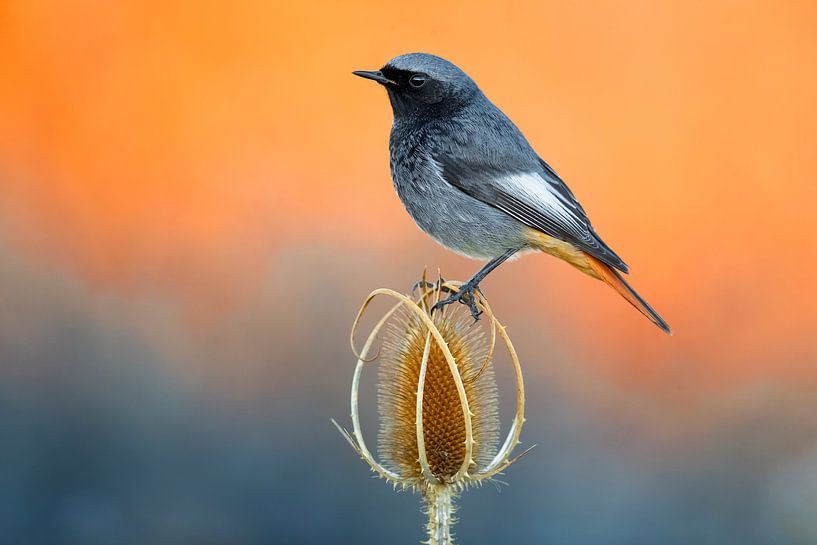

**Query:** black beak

left=352, top=70, right=396, bottom=85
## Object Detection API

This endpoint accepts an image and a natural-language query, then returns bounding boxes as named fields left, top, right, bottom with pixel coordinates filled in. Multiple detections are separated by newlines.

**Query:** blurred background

left=1, top=1, right=817, bottom=544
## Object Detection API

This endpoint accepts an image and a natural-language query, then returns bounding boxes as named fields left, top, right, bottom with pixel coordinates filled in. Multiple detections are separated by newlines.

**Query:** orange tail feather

left=585, top=254, right=672, bottom=335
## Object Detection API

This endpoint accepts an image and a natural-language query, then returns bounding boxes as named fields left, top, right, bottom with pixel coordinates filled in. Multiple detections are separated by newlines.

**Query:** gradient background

left=2, top=1, right=817, bottom=544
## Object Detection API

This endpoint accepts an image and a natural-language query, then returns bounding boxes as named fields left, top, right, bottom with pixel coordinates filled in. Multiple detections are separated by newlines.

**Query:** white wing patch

left=499, top=172, right=586, bottom=232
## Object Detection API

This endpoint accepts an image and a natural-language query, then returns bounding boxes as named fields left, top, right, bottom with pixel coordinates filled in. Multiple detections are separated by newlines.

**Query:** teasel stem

left=424, top=485, right=456, bottom=545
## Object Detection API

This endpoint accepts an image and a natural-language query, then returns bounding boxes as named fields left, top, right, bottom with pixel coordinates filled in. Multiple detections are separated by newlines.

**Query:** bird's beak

left=352, top=70, right=396, bottom=86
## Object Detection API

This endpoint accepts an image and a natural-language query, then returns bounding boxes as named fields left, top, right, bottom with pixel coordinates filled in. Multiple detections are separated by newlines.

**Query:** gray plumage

left=382, top=53, right=625, bottom=269
left=353, top=52, right=671, bottom=333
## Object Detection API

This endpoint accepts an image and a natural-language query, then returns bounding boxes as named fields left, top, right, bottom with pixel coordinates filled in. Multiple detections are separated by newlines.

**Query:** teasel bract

left=333, top=275, right=530, bottom=545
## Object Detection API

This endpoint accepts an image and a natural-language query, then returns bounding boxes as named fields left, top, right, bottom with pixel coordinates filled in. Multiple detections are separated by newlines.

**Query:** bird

left=353, top=53, right=671, bottom=334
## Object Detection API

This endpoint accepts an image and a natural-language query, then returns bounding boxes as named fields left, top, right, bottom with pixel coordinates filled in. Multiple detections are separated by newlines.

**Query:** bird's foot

left=431, top=281, right=483, bottom=322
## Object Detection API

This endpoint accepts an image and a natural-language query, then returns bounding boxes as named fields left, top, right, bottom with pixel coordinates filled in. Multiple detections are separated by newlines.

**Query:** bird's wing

left=435, top=154, right=629, bottom=273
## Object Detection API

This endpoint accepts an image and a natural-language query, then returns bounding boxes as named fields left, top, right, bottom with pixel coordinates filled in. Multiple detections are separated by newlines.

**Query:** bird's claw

left=431, top=282, right=483, bottom=322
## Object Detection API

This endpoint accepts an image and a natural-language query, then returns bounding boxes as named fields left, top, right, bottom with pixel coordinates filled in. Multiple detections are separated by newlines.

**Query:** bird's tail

left=585, top=254, right=672, bottom=335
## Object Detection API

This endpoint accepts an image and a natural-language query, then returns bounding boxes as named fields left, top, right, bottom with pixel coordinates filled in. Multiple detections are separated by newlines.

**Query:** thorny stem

left=424, top=485, right=456, bottom=545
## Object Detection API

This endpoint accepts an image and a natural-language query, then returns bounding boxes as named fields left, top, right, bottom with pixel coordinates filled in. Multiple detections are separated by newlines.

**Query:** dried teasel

left=333, top=275, right=530, bottom=545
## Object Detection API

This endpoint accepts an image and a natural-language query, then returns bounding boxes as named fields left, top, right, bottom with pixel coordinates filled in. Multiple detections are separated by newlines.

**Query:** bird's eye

left=409, top=73, right=427, bottom=88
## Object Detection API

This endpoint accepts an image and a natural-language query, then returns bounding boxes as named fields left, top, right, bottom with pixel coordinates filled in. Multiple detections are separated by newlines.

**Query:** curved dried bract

left=336, top=298, right=407, bottom=483
left=474, top=317, right=526, bottom=478
left=413, top=331, right=437, bottom=483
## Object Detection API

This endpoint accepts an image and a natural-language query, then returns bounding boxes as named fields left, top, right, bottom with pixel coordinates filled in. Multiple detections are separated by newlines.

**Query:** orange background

left=1, top=1, right=816, bottom=543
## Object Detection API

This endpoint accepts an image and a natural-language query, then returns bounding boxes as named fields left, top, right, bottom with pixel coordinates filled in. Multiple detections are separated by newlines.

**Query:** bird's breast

left=387, top=129, right=526, bottom=260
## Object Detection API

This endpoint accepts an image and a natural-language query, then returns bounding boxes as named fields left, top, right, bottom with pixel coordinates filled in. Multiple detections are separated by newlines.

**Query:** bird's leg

left=432, top=248, right=519, bottom=321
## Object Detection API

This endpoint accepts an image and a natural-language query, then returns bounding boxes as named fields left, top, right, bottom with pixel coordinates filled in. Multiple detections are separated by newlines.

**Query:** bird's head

left=353, top=53, right=479, bottom=120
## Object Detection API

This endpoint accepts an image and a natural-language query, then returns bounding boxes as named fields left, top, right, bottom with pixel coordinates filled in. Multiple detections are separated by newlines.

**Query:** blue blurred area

left=1, top=241, right=816, bottom=545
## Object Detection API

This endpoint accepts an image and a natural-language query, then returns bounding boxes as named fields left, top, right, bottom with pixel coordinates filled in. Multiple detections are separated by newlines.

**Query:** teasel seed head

left=333, top=275, right=531, bottom=545
left=378, top=298, right=499, bottom=483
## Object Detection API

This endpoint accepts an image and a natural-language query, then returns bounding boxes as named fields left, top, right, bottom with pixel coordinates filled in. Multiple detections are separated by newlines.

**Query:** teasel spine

left=424, top=485, right=455, bottom=545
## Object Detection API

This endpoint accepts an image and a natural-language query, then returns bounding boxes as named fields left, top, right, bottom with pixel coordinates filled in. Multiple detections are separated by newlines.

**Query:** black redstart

left=354, top=53, right=671, bottom=334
